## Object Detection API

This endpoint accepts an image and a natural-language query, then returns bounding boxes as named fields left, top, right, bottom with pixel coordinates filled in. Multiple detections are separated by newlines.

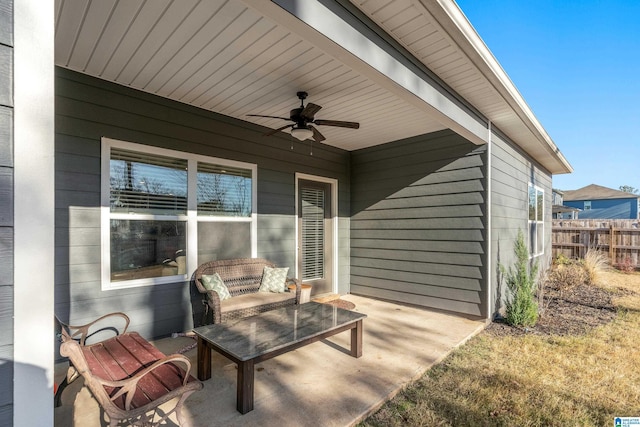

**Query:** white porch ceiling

left=54, top=0, right=571, bottom=173
left=54, top=0, right=446, bottom=151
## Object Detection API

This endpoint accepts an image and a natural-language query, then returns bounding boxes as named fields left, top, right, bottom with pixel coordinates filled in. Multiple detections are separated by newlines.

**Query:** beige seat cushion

left=220, top=291, right=295, bottom=313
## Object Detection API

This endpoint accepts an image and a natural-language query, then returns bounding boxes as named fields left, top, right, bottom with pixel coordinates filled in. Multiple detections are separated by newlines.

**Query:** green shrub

left=553, top=253, right=572, bottom=266
left=501, top=230, right=539, bottom=327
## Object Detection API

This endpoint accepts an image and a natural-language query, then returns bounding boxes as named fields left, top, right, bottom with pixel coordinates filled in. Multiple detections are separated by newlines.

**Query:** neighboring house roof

left=53, top=0, right=572, bottom=175
left=564, top=184, right=640, bottom=201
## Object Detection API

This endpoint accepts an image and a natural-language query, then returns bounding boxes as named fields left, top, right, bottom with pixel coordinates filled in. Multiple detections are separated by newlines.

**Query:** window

left=528, top=184, right=544, bottom=257
left=584, top=201, right=592, bottom=210
left=102, top=138, right=256, bottom=289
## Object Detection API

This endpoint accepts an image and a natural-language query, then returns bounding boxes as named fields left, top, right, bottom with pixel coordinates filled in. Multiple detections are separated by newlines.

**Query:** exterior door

left=298, top=179, right=333, bottom=296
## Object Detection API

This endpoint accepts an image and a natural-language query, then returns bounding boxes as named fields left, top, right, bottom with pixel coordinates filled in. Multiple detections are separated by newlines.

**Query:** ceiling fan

left=248, top=91, right=359, bottom=142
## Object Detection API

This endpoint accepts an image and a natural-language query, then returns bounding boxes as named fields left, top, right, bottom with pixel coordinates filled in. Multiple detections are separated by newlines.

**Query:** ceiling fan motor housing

left=290, top=108, right=305, bottom=125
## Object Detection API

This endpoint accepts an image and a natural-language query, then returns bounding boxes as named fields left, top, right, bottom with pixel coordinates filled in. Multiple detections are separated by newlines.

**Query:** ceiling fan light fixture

left=291, top=126, right=313, bottom=141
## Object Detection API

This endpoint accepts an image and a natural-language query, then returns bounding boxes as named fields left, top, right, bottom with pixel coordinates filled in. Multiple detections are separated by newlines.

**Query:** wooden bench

left=193, top=258, right=301, bottom=325
left=56, top=312, right=203, bottom=427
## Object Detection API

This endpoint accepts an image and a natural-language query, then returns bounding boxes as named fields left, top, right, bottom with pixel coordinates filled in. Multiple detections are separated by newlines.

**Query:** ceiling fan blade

left=301, top=103, right=322, bottom=121
left=247, top=114, right=291, bottom=121
left=264, top=124, right=293, bottom=136
left=314, top=119, right=360, bottom=129
left=310, top=125, right=326, bottom=142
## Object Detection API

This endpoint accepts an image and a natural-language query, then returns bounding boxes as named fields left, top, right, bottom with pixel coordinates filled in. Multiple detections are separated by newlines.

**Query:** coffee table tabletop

left=193, top=301, right=366, bottom=413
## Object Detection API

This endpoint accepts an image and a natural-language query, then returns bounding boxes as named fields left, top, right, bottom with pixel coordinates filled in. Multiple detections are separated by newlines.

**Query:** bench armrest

left=96, top=354, right=195, bottom=411
left=57, top=312, right=130, bottom=345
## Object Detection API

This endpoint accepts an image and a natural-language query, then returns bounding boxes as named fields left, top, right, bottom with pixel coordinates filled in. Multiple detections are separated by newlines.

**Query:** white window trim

left=101, top=137, right=257, bottom=290
left=528, top=183, right=544, bottom=258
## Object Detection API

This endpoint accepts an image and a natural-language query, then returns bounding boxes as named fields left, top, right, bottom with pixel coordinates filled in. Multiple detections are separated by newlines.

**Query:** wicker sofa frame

left=55, top=312, right=202, bottom=427
left=193, top=258, right=301, bottom=324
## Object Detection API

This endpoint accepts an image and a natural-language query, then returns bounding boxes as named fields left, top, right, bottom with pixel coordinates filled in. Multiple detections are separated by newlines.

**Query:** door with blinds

left=298, top=179, right=333, bottom=296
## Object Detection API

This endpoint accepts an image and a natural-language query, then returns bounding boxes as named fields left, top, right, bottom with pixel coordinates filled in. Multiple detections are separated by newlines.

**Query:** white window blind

left=301, top=187, right=325, bottom=280
left=197, top=162, right=252, bottom=216
left=110, top=148, right=187, bottom=215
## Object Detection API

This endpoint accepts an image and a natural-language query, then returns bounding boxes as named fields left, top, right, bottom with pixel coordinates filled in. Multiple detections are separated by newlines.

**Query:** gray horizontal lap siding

left=490, top=133, right=552, bottom=315
left=55, top=67, right=350, bottom=340
left=350, top=130, right=488, bottom=317
left=0, top=0, right=12, bottom=423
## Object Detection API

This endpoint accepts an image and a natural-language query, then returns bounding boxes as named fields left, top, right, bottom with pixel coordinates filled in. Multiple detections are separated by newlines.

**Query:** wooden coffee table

left=192, top=301, right=366, bottom=414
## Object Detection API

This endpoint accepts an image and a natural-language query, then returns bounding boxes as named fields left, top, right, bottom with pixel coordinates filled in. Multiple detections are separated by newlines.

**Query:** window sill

left=103, top=273, right=188, bottom=291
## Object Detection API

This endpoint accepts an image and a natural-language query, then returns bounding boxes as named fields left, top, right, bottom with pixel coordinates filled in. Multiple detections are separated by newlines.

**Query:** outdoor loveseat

left=193, top=258, right=301, bottom=324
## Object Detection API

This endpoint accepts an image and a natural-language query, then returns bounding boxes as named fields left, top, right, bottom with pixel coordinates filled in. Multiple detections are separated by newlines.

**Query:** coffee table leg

left=197, top=336, right=211, bottom=380
left=237, top=359, right=255, bottom=414
left=350, top=319, right=363, bottom=358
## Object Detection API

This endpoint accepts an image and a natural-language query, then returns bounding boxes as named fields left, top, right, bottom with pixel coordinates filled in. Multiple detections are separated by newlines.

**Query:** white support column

left=13, top=0, right=55, bottom=425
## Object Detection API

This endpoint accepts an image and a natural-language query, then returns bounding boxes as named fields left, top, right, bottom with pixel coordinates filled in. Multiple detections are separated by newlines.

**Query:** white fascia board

left=243, top=0, right=488, bottom=146
left=426, top=0, right=573, bottom=174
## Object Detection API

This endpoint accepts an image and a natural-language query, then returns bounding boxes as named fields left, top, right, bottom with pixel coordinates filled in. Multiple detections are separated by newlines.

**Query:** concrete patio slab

left=54, top=295, right=486, bottom=427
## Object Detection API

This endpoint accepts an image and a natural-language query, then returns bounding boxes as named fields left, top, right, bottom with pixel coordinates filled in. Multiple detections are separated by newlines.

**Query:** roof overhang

left=420, top=0, right=572, bottom=174
left=54, top=0, right=572, bottom=174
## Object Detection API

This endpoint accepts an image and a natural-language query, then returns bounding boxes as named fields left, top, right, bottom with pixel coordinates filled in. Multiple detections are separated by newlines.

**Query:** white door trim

left=295, top=173, right=338, bottom=294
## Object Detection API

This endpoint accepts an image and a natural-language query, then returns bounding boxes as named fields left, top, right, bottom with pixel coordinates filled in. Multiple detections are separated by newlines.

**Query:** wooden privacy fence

left=552, top=219, right=640, bottom=267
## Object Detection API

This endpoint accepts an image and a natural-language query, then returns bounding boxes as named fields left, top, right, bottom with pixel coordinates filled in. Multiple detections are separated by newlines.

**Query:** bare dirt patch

left=485, top=271, right=640, bottom=337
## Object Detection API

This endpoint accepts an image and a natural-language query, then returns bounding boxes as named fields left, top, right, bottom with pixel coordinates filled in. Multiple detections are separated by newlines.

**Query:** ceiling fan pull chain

left=310, top=140, right=313, bottom=156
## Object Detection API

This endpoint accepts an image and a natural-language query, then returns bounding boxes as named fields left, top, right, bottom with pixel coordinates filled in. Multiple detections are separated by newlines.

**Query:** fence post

left=609, top=224, right=615, bottom=265
left=609, top=225, right=615, bottom=266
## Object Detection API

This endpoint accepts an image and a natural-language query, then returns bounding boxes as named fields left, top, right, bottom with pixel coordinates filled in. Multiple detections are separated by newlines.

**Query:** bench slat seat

left=82, top=332, right=199, bottom=410
left=56, top=313, right=203, bottom=426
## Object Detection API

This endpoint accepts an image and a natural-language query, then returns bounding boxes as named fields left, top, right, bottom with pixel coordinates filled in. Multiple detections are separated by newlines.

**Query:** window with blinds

left=197, top=162, right=252, bottom=216
left=103, top=138, right=255, bottom=289
left=301, top=187, right=325, bottom=280
left=110, top=148, right=187, bottom=215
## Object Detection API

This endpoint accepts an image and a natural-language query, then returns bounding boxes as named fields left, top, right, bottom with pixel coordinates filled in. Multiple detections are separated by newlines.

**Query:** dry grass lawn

left=359, top=270, right=640, bottom=426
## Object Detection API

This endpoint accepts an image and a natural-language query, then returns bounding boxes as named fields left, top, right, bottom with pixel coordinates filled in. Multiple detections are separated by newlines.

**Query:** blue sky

left=456, top=0, right=640, bottom=192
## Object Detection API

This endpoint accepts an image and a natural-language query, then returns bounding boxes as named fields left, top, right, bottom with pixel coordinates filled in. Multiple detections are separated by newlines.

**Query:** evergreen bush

left=501, top=230, right=539, bottom=327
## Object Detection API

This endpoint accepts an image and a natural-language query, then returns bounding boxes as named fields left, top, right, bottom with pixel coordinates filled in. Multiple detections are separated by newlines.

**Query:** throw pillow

left=201, top=273, right=231, bottom=300
left=259, top=266, right=289, bottom=293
